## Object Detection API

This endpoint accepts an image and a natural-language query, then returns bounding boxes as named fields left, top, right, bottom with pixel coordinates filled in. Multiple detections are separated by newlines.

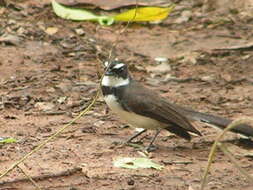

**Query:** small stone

left=34, top=102, right=55, bottom=112
left=55, top=81, right=72, bottom=93
left=7, top=19, right=16, bottom=25
left=179, top=52, right=199, bottom=65
left=175, top=10, right=192, bottom=24
left=146, top=63, right=171, bottom=74
left=201, top=75, right=215, bottom=82
left=93, top=121, right=105, bottom=127
left=16, top=131, right=25, bottom=136
left=75, top=28, right=85, bottom=36
left=146, top=78, right=160, bottom=86
left=46, top=88, right=56, bottom=93
left=127, top=179, right=135, bottom=186
left=135, top=128, right=145, bottom=132
left=164, top=73, right=173, bottom=81
left=154, top=57, right=168, bottom=63
left=57, top=96, right=67, bottom=104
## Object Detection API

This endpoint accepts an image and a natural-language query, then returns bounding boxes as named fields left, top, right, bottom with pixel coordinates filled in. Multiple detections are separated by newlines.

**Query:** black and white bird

left=101, top=60, right=253, bottom=151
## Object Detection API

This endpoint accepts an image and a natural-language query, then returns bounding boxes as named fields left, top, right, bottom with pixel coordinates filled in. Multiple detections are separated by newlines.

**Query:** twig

left=107, top=0, right=138, bottom=62
left=201, top=118, right=253, bottom=190
left=17, top=165, right=42, bottom=190
left=0, top=89, right=100, bottom=179
left=0, top=167, right=82, bottom=186
left=162, top=160, right=193, bottom=165
left=214, top=41, right=253, bottom=51
left=24, top=111, right=66, bottom=116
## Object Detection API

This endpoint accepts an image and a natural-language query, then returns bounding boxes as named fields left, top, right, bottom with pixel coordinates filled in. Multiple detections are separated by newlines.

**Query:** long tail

left=177, top=106, right=253, bottom=138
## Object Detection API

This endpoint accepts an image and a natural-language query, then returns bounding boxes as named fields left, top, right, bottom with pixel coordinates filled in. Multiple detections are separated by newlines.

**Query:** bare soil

left=0, top=2, right=253, bottom=190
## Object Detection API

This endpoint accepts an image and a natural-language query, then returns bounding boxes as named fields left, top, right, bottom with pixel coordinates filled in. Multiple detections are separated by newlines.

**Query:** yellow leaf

left=114, top=6, right=175, bottom=22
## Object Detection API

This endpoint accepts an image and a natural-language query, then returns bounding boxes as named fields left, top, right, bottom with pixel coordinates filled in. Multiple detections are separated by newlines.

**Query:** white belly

left=104, top=95, right=165, bottom=130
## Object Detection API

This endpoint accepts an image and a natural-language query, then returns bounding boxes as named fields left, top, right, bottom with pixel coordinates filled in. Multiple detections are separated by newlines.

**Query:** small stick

left=0, top=167, right=82, bottom=186
left=0, top=90, right=100, bottom=179
left=17, top=165, right=42, bottom=190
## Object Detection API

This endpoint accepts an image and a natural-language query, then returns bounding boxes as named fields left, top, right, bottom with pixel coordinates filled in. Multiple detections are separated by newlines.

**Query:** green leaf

left=0, top=137, right=17, bottom=144
left=114, top=5, right=175, bottom=22
left=51, top=0, right=114, bottom=25
left=113, top=157, right=163, bottom=170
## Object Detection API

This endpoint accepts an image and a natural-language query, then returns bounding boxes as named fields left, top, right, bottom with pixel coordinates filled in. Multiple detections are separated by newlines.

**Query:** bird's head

left=102, top=61, right=131, bottom=87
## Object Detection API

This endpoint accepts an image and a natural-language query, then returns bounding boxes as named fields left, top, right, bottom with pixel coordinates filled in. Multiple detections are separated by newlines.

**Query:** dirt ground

left=0, top=1, right=253, bottom=190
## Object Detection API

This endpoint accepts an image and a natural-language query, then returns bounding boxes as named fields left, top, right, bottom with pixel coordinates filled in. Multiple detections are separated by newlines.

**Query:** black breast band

left=101, top=86, right=116, bottom=96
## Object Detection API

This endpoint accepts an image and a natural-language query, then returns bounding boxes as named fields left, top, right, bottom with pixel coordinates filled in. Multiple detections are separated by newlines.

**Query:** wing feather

left=119, top=81, right=201, bottom=136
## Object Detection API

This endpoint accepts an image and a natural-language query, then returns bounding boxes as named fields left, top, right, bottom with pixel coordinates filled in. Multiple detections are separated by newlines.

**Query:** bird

left=101, top=60, right=253, bottom=151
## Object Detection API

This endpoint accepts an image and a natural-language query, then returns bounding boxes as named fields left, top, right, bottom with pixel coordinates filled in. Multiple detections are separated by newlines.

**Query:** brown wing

left=119, top=81, right=201, bottom=138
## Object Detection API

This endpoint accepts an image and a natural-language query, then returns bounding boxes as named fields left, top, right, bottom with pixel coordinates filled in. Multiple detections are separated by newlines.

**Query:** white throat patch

left=102, top=75, right=130, bottom=87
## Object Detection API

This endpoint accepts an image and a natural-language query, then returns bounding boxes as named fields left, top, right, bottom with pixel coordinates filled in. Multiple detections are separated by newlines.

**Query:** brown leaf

left=56, top=0, right=172, bottom=10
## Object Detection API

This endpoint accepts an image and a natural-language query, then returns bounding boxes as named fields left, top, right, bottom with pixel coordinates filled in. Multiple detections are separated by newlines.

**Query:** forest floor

left=0, top=1, right=253, bottom=190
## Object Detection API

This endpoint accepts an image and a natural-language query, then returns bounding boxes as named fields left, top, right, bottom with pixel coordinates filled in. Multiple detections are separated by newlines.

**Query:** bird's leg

left=112, top=129, right=147, bottom=147
left=146, top=129, right=162, bottom=152
left=126, top=129, right=147, bottom=143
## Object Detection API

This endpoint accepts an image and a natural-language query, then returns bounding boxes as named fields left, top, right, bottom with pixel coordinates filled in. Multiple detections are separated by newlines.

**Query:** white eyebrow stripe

left=113, top=63, right=125, bottom=69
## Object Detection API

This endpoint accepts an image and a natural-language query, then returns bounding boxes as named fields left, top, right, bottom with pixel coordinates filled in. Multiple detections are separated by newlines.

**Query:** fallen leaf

left=201, top=75, right=216, bottom=82
left=0, top=137, right=17, bottom=144
left=34, top=102, right=55, bottom=112
left=113, top=157, right=163, bottom=170
left=146, top=62, right=171, bottom=73
left=52, top=1, right=174, bottom=25
left=114, top=6, right=175, bottom=22
left=56, top=0, right=172, bottom=10
left=52, top=0, right=114, bottom=25
left=75, top=28, right=85, bottom=35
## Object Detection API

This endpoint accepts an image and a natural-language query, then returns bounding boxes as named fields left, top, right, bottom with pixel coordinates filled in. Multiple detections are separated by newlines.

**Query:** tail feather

left=177, top=106, right=253, bottom=138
